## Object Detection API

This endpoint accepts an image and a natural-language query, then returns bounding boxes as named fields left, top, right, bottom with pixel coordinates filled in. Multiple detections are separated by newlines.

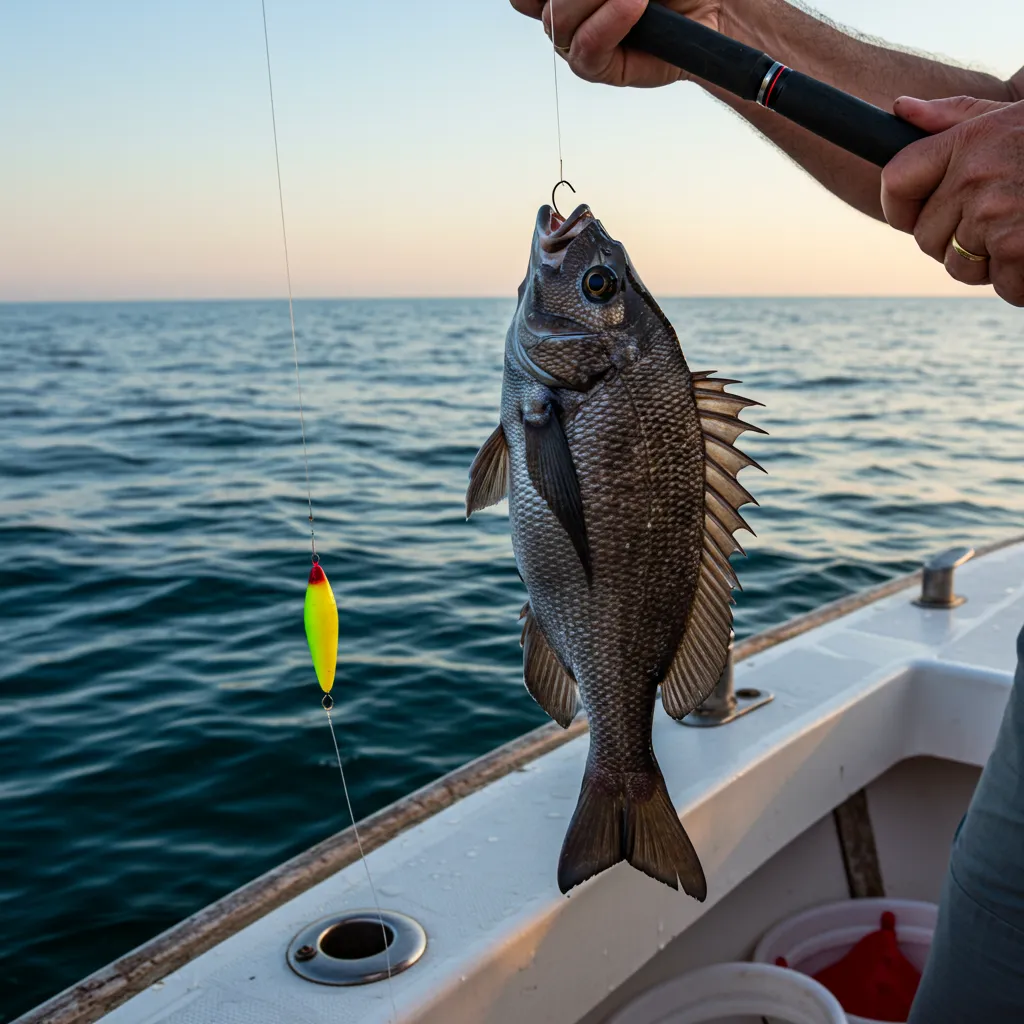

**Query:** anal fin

left=466, top=424, right=509, bottom=517
left=520, top=602, right=580, bottom=729
left=661, top=557, right=734, bottom=720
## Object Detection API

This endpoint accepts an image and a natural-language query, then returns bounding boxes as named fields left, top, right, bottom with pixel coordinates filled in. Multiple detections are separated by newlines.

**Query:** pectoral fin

left=520, top=602, right=580, bottom=728
left=523, top=399, right=591, bottom=581
left=466, top=424, right=509, bottom=517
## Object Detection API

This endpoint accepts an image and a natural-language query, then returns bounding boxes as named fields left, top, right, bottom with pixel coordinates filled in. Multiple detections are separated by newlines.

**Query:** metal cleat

left=679, top=631, right=773, bottom=728
left=914, top=546, right=974, bottom=609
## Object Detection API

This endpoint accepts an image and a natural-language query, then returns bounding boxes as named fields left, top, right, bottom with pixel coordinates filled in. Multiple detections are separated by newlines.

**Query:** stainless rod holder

left=679, top=631, right=773, bottom=728
left=914, top=546, right=974, bottom=609
left=287, top=910, right=426, bottom=986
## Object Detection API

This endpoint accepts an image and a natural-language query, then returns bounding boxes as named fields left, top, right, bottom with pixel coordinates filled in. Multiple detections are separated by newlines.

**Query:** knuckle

left=973, top=196, right=1010, bottom=226
left=572, top=21, right=603, bottom=63
left=880, top=164, right=905, bottom=196
left=964, top=96, right=996, bottom=116
left=949, top=95, right=979, bottom=116
left=571, top=33, right=613, bottom=80
left=956, top=152, right=994, bottom=189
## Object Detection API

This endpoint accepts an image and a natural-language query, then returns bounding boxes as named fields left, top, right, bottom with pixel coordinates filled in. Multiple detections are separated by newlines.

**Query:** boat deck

left=28, top=540, right=1024, bottom=1024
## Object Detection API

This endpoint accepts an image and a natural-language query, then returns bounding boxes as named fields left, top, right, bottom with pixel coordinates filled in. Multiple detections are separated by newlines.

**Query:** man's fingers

left=572, top=0, right=649, bottom=78
left=879, top=194, right=923, bottom=235
left=541, top=0, right=606, bottom=49
left=510, top=0, right=545, bottom=20
left=880, top=134, right=957, bottom=233
left=516, top=0, right=680, bottom=87
left=911, top=184, right=962, bottom=264
left=894, top=95, right=1010, bottom=133
left=990, top=265, right=1024, bottom=307
left=988, top=223, right=1024, bottom=305
left=1010, top=65, right=1024, bottom=101
left=882, top=95, right=1009, bottom=234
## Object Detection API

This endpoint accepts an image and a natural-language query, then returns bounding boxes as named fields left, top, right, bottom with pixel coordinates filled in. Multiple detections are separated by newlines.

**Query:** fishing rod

left=625, top=3, right=928, bottom=167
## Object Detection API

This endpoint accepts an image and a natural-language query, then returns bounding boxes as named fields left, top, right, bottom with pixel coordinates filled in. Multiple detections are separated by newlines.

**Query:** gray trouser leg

left=908, top=626, right=1024, bottom=1024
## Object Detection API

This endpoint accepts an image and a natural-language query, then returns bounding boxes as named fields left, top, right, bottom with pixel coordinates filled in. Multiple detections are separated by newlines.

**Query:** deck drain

left=287, top=910, right=426, bottom=986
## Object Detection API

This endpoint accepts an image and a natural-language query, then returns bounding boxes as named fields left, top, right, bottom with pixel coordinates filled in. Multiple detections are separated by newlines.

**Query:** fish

left=466, top=204, right=764, bottom=899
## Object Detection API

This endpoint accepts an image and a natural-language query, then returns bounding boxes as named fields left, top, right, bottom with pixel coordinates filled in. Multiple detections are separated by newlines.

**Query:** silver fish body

left=468, top=205, right=763, bottom=897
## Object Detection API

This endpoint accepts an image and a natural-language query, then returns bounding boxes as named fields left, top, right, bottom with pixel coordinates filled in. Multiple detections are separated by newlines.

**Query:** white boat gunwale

left=19, top=532, right=1023, bottom=1024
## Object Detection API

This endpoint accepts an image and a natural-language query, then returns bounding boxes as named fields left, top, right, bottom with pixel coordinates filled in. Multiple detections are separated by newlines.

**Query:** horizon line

left=0, top=294, right=1000, bottom=306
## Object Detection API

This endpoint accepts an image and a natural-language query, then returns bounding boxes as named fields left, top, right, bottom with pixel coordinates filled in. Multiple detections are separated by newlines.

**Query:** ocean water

left=1, top=296, right=1022, bottom=1019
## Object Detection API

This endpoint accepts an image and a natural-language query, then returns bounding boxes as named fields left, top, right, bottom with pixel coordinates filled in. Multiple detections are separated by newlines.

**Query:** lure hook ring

left=551, top=179, right=576, bottom=219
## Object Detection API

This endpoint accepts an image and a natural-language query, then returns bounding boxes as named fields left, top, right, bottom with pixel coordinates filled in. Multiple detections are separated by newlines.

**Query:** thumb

left=894, top=94, right=1010, bottom=133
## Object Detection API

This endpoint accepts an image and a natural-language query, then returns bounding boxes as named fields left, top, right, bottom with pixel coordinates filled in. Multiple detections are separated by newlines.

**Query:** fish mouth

left=535, top=203, right=595, bottom=267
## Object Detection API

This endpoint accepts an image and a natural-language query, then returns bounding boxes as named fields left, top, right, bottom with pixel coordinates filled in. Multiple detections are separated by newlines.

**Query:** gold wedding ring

left=554, top=44, right=571, bottom=55
left=951, top=233, right=988, bottom=263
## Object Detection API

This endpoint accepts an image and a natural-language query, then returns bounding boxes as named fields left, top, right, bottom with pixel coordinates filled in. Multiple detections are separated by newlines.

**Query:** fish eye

left=581, top=265, right=617, bottom=303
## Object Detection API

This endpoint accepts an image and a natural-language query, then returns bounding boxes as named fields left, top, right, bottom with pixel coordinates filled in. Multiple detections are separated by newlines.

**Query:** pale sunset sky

left=2, top=1, right=1023, bottom=301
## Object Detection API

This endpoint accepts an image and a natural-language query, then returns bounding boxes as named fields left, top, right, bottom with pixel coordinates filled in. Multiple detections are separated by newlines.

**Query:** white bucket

left=605, top=962, right=847, bottom=1024
left=752, top=899, right=938, bottom=1024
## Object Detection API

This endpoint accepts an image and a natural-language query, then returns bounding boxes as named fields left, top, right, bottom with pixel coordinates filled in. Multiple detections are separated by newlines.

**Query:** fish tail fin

left=557, top=762, right=707, bottom=901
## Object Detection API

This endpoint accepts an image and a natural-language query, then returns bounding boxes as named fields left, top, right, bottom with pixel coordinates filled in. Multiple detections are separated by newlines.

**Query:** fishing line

left=548, top=0, right=575, bottom=215
left=259, top=3, right=397, bottom=1018
left=549, top=0, right=565, bottom=182
left=323, top=695, right=398, bottom=1012
left=260, top=0, right=314, bottom=559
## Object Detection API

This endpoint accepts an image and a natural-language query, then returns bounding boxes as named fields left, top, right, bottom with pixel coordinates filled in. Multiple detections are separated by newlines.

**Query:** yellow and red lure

left=304, top=561, right=338, bottom=694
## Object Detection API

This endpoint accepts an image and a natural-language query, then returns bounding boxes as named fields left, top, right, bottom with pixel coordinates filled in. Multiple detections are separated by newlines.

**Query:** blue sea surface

left=1, top=297, right=1022, bottom=1019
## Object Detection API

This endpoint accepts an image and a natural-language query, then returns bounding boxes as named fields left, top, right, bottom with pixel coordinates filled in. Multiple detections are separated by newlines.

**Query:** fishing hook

left=551, top=179, right=576, bottom=219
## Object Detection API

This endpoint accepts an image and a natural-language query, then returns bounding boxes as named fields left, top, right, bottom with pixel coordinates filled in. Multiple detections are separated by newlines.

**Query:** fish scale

left=565, top=364, right=705, bottom=763
left=467, top=204, right=763, bottom=899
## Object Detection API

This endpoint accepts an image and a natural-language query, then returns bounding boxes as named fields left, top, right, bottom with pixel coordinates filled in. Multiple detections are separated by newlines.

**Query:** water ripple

left=0, top=296, right=1022, bottom=1019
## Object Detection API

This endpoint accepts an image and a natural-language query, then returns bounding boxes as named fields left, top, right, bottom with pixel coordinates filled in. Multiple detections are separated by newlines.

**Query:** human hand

left=881, top=95, right=1024, bottom=306
left=508, top=0, right=723, bottom=88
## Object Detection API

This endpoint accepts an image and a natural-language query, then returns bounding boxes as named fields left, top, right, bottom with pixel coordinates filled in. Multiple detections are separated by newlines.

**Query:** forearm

left=700, top=0, right=1018, bottom=219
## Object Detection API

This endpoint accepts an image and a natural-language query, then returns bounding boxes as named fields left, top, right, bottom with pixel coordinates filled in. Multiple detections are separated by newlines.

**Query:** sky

left=2, top=1, right=1022, bottom=301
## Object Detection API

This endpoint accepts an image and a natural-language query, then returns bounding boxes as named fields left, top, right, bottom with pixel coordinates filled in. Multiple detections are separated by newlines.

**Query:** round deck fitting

left=286, top=910, right=426, bottom=986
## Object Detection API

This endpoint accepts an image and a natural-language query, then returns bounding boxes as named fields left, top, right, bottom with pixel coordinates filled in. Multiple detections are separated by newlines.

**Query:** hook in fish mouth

left=551, top=179, right=576, bottom=218
left=539, top=202, right=593, bottom=241
left=534, top=203, right=595, bottom=268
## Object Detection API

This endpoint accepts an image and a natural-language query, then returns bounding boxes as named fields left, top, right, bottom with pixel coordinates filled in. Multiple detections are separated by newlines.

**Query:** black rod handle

left=624, top=3, right=927, bottom=166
